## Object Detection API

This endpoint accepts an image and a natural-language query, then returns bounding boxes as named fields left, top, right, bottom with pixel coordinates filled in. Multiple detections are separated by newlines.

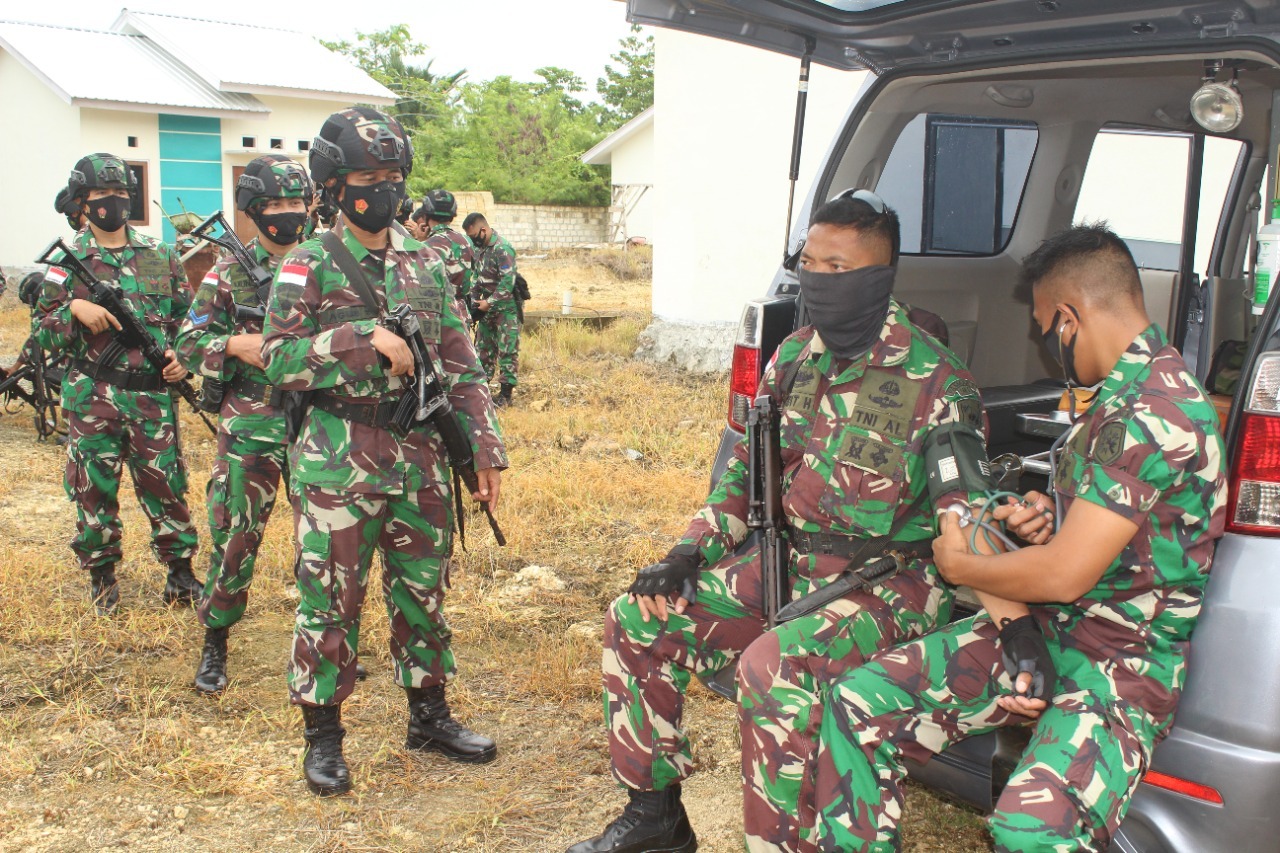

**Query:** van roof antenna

left=784, top=36, right=816, bottom=263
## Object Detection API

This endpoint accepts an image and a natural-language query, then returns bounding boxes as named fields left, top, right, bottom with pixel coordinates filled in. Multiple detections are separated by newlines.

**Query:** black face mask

left=254, top=210, right=307, bottom=246
left=471, top=229, right=487, bottom=247
left=339, top=180, right=406, bottom=233
left=1041, top=306, right=1083, bottom=386
left=85, top=195, right=130, bottom=233
left=798, top=265, right=896, bottom=360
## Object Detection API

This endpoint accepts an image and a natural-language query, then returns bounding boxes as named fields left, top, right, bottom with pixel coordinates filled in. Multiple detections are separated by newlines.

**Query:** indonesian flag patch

left=278, top=263, right=309, bottom=288
left=44, top=267, right=70, bottom=285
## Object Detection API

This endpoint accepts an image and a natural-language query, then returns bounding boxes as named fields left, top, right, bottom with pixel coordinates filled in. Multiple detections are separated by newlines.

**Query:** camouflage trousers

left=198, top=431, right=289, bottom=630
left=813, top=613, right=1159, bottom=852
left=289, top=482, right=455, bottom=707
left=64, top=409, right=196, bottom=572
left=475, top=306, right=520, bottom=387
left=601, top=546, right=953, bottom=840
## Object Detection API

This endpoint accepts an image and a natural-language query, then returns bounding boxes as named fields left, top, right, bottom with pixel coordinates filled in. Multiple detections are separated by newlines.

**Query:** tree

left=597, top=25, right=655, bottom=128
left=322, top=25, right=465, bottom=132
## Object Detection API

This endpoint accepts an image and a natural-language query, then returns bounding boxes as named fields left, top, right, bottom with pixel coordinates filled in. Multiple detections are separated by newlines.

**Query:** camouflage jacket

left=35, top=226, right=190, bottom=420
left=1045, top=323, right=1226, bottom=721
left=427, top=224, right=476, bottom=309
left=682, top=301, right=984, bottom=571
left=174, top=239, right=285, bottom=442
left=471, top=229, right=517, bottom=310
left=262, top=222, right=507, bottom=494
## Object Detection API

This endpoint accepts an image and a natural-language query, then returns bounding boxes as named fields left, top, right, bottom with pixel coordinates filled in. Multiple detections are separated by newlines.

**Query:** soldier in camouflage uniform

left=263, top=107, right=508, bottom=796
left=810, top=225, right=1227, bottom=853
left=421, top=189, right=476, bottom=322
left=568, top=192, right=986, bottom=853
left=36, top=153, right=202, bottom=615
left=462, top=212, right=519, bottom=407
left=174, top=154, right=313, bottom=695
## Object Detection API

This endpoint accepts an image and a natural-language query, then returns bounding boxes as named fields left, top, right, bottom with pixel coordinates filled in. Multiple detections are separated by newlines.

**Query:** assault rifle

left=35, top=238, right=216, bottom=435
left=190, top=211, right=271, bottom=324
left=746, top=394, right=789, bottom=627
left=381, top=302, right=506, bottom=547
left=0, top=339, right=66, bottom=440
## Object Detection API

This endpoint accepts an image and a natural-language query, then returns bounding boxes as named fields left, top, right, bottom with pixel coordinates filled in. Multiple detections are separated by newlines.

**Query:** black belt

left=787, top=525, right=871, bottom=557
left=230, top=376, right=285, bottom=408
left=311, top=394, right=403, bottom=430
left=73, top=360, right=165, bottom=392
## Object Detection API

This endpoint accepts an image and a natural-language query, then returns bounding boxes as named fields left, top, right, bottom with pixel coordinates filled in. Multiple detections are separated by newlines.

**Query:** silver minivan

left=629, top=1, right=1280, bottom=849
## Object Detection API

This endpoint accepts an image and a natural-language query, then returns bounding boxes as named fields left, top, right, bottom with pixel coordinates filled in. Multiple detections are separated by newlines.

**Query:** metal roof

left=0, top=20, right=268, bottom=117
left=582, top=107, right=655, bottom=165
left=114, top=11, right=398, bottom=105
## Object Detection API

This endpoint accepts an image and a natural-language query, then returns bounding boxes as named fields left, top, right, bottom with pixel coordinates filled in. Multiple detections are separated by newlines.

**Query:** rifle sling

left=321, top=230, right=383, bottom=318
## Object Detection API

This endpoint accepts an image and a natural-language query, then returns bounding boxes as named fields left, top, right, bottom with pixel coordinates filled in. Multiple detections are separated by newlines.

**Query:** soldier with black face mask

left=35, top=153, right=202, bottom=616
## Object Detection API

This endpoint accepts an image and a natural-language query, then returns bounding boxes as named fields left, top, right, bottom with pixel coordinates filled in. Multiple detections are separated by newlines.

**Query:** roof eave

left=581, top=106, right=655, bottom=165
left=222, top=82, right=398, bottom=106
left=0, top=34, right=75, bottom=106
left=70, top=97, right=270, bottom=120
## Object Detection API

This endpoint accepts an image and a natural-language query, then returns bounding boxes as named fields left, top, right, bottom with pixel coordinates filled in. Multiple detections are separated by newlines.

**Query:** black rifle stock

left=381, top=303, right=506, bottom=547
left=36, top=238, right=216, bottom=435
left=747, top=394, right=789, bottom=628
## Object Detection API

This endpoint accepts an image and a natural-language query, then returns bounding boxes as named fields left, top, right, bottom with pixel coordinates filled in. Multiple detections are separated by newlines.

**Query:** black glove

left=628, top=549, right=700, bottom=605
left=998, top=615, right=1057, bottom=701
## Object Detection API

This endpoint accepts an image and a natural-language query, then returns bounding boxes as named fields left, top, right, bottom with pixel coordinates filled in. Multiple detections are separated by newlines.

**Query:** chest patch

left=853, top=368, right=923, bottom=441
left=838, top=431, right=903, bottom=478
left=787, top=365, right=821, bottom=414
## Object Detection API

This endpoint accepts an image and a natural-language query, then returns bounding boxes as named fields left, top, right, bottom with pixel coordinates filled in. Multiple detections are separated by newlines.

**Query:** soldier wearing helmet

left=462, top=211, right=521, bottom=407
left=418, top=189, right=476, bottom=328
left=261, top=107, right=508, bottom=797
left=173, top=154, right=314, bottom=695
left=34, top=153, right=202, bottom=615
left=55, top=186, right=85, bottom=232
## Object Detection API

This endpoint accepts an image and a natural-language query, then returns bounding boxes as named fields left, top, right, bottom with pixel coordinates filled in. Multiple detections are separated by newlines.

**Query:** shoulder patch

left=1092, top=420, right=1127, bottom=466
left=948, top=377, right=980, bottom=399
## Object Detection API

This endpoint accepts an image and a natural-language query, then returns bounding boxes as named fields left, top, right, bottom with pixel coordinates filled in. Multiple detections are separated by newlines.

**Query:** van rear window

left=877, top=113, right=1038, bottom=256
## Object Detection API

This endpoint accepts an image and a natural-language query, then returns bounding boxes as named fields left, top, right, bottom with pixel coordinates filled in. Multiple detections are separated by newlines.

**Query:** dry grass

left=0, top=257, right=989, bottom=852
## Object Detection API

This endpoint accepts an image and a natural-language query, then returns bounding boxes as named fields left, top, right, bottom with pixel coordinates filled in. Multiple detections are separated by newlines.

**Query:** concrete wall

left=645, top=29, right=864, bottom=370
left=486, top=204, right=610, bottom=251
left=609, top=118, right=656, bottom=243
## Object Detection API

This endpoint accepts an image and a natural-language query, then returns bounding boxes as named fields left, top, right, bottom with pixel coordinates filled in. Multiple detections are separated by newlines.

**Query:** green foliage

left=597, top=26, right=655, bottom=127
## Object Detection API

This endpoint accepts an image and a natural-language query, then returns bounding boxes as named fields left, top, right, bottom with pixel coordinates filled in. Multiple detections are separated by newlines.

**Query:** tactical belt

left=73, top=359, right=165, bottom=392
left=787, top=525, right=869, bottom=557
left=311, top=393, right=403, bottom=430
left=230, top=376, right=285, bottom=408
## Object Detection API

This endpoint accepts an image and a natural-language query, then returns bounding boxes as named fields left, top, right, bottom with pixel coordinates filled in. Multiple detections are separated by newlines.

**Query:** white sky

left=9, top=0, right=640, bottom=93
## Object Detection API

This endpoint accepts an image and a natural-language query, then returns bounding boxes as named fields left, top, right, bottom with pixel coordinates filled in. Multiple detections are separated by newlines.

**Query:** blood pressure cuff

left=923, top=421, right=997, bottom=506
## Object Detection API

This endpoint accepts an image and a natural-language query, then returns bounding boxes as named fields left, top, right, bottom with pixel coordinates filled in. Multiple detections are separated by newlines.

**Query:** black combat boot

left=89, top=565, right=120, bottom=616
left=162, top=557, right=203, bottom=605
left=494, top=383, right=514, bottom=408
left=405, top=685, right=497, bottom=763
left=193, top=626, right=229, bottom=695
left=566, top=786, right=697, bottom=853
left=301, top=705, right=351, bottom=796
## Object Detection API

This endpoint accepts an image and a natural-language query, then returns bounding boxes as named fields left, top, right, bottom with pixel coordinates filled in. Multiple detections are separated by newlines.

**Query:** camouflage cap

left=309, top=106, right=413, bottom=185
left=236, top=154, right=314, bottom=211
left=422, top=189, right=458, bottom=220
left=68, top=153, right=134, bottom=201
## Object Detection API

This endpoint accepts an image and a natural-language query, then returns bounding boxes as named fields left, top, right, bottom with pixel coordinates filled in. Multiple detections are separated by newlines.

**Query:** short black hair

left=1020, top=223, right=1143, bottom=308
left=410, top=206, right=427, bottom=223
left=809, top=194, right=900, bottom=264
left=462, top=212, right=487, bottom=231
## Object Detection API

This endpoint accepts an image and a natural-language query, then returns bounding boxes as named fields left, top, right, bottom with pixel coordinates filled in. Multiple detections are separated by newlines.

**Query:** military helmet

left=309, top=107, right=413, bottom=185
left=18, top=271, right=44, bottom=308
left=67, top=153, right=134, bottom=203
left=422, top=189, right=458, bottom=221
left=236, top=154, right=313, bottom=212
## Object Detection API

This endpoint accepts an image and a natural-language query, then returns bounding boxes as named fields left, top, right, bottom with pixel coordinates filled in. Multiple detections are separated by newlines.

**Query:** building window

left=125, top=161, right=149, bottom=226
left=127, top=136, right=138, bottom=148
left=270, top=138, right=284, bottom=150
left=242, top=136, right=255, bottom=148
left=298, top=140, right=310, bottom=152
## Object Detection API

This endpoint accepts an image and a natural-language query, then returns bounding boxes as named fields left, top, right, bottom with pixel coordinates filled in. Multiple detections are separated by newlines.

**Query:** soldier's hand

left=70, top=298, right=122, bottom=335
left=997, top=676, right=1049, bottom=719
left=371, top=326, right=414, bottom=376
left=993, top=491, right=1055, bottom=545
left=227, top=333, right=265, bottom=368
left=996, top=615, right=1056, bottom=716
left=628, top=553, right=700, bottom=623
left=162, top=349, right=188, bottom=382
left=473, top=467, right=501, bottom=510
left=477, top=298, right=491, bottom=312
left=932, top=510, right=973, bottom=583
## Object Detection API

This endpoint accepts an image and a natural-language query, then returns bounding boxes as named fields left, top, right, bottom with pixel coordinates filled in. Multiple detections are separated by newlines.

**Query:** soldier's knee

left=736, top=631, right=783, bottom=698
left=989, top=790, right=1093, bottom=853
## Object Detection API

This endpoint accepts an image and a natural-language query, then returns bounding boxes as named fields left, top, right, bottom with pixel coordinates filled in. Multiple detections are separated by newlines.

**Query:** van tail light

left=1228, top=352, right=1280, bottom=535
left=728, top=302, right=765, bottom=432
left=1141, top=770, right=1224, bottom=804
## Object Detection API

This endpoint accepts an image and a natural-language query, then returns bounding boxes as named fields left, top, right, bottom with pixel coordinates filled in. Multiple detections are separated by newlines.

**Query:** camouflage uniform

left=812, top=324, right=1227, bottom=853
left=471, top=229, right=519, bottom=387
left=426, top=223, right=476, bottom=320
left=174, top=240, right=287, bottom=629
left=263, top=223, right=507, bottom=708
left=35, top=226, right=197, bottom=574
left=599, top=303, right=984, bottom=850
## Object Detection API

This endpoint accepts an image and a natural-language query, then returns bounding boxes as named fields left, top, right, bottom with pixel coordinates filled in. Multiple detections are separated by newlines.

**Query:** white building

left=582, top=105, right=655, bottom=244
left=0, top=10, right=394, bottom=271
left=637, top=28, right=864, bottom=371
